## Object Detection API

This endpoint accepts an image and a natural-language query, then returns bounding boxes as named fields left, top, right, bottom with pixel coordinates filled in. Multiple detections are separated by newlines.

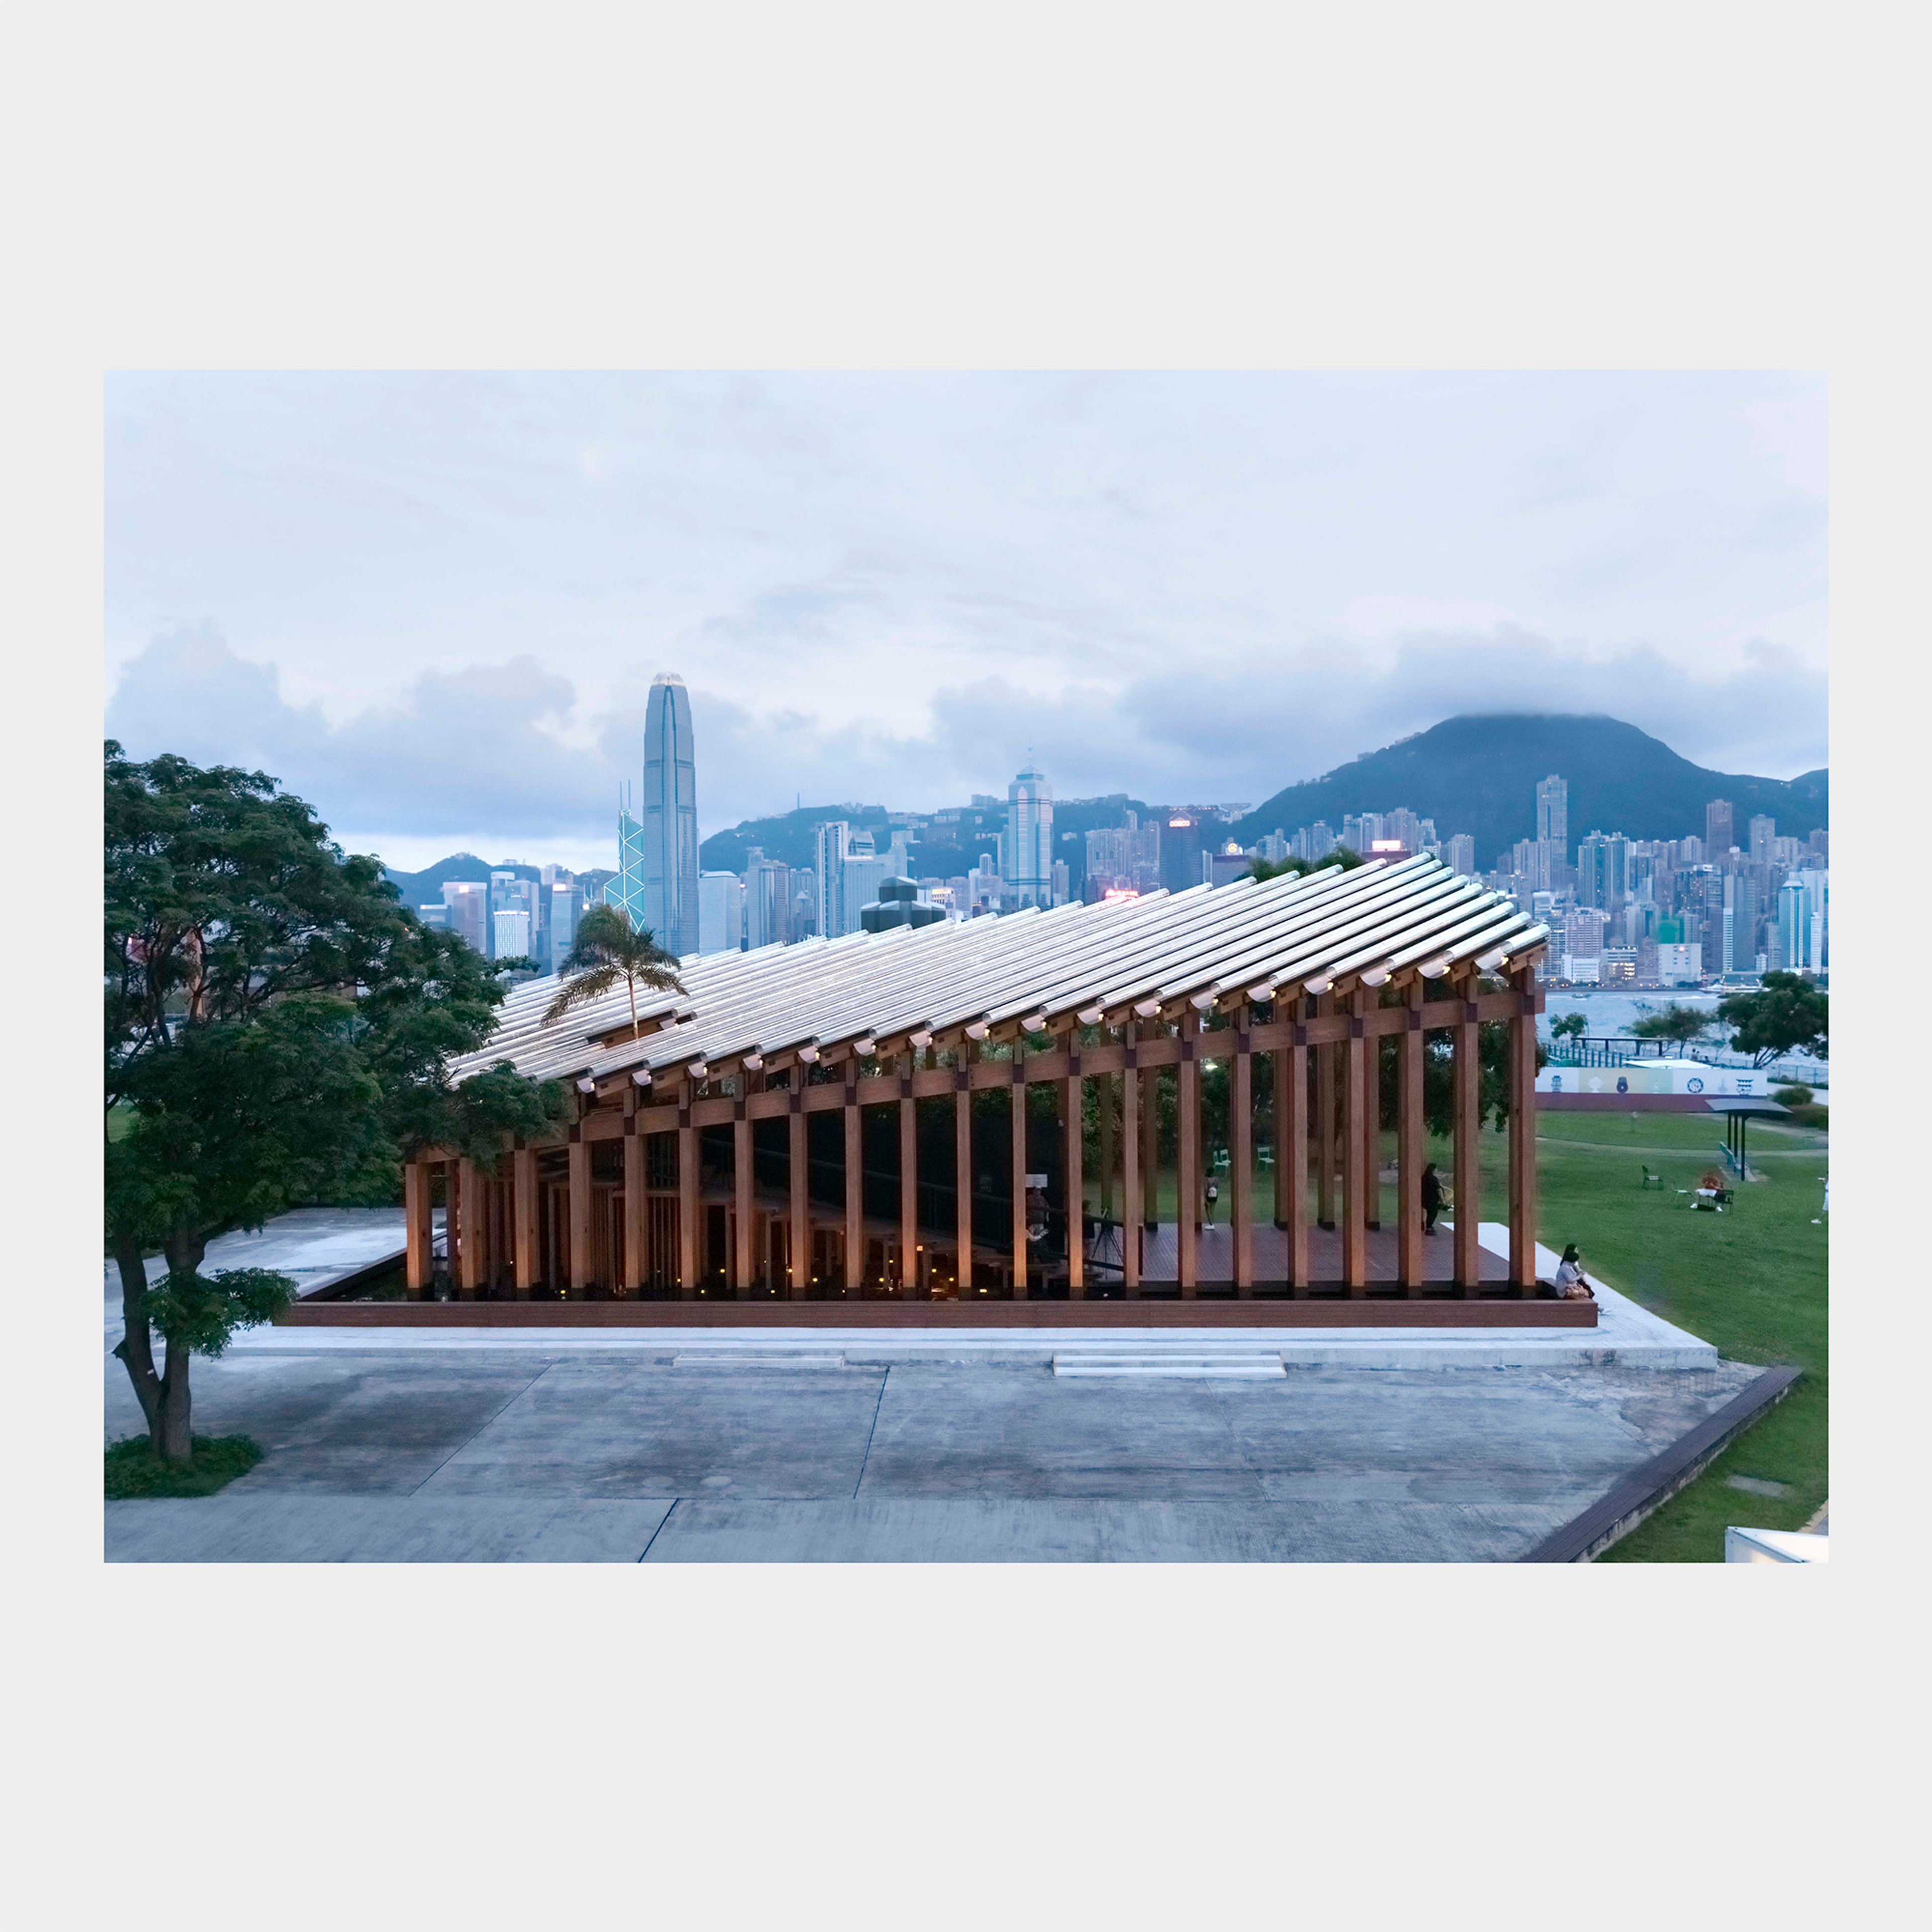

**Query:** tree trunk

left=156, top=1337, right=193, bottom=1462
left=112, top=1231, right=163, bottom=1436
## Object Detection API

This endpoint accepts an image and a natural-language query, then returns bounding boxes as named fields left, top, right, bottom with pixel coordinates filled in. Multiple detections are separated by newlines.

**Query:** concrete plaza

left=105, top=1340, right=1761, bottom=1561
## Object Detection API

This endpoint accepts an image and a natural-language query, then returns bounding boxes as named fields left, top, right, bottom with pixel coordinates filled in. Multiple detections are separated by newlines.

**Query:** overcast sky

left=105, top=370, right=1826, bottom=874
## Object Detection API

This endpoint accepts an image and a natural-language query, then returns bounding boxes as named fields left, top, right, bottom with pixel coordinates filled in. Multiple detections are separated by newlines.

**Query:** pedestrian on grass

left=1421, top=1163, right=1443, bottom=1235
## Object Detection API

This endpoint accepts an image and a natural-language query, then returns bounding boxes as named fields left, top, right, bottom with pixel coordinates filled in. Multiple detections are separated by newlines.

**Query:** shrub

left=1771, top=1083, right=1814, bottom=1107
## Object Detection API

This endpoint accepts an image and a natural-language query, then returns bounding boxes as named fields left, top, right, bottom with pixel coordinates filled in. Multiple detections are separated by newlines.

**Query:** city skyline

left=102, top=370, right=1826, bottom=872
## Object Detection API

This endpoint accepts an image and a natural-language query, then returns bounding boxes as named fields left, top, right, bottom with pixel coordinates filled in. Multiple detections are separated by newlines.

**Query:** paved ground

left=105, top=1346, right=1761, bottom=1562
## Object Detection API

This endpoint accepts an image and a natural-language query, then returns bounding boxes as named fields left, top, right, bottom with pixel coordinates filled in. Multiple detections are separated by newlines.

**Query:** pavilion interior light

left=631, top=1069, right=652, bottom=1086
left=689, top=1062, right=709, bottom=1081
left=1190, top=992, right=1216, bottom=1009
left=1077, top=1005, right=1104, bottom=1025
left=1021, top=1013, right=1048, bottom=1031
left=743, top=1053, right=764, bottom=1070
left=855, top=1037, right=877, bottom=1056
left=1303, top=975, right=1332, bottom=996
left=1133, top=998, right=1161, bottom=1017
left=1475, top=945, right=1509, bottom=971
left=965, top=1021, right=990, bottom=1039
left=798, top=1045, right=820, bottom=1063
left=1418, top=956, right=1452, bottom=978
left=576, top=1077, right=596, bottom=1092
left=909, top=1028, right=933, bottom=1048
left=1360, top=967, right=1391, bottom=987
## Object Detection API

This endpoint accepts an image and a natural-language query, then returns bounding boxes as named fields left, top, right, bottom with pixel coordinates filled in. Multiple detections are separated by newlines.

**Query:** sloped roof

left=449, top=854, right=1548, bottom=1090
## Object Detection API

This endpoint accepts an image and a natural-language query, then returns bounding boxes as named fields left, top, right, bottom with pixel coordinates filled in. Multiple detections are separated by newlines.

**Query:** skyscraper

left=812, top=821, right=851, bottom=938
left=1706, top=798, right=1735, bottom=854
left=607, top=672, right=699, bottom=955
left=1536, top=774, right=1568, bottom=849
left=1002, top=762, right=1054, bottom=909
left=1749, top=814, right=1777, bottom=864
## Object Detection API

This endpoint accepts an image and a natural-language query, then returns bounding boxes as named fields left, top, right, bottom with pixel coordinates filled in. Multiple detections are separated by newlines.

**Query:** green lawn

left=1086, top=1106, right=1827, bottom=1562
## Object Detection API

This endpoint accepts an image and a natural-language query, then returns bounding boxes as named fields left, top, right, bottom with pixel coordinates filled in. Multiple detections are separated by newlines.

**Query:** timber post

left=1508, top=961, right=1543, bottom=1291
left=1232, top=1007, right=1254, bottom=1294
left=567, top=1134, right=592, bottom=1295
left=1398, top=976, right=1425, bottom=1292
left=1010, top=1049, right=1028, bottom=1298
left=844, top=1057, right=863, bottom=1296
left=1121, top=1037, right=1141, bottom=1291
left=955, top=1038, right=975, bottom=1297
left=1342, top=986, right=1369, bottom=1291
left=900, top=1051, right=918, bottom=1297
left=513, top=1144, right=539, bottom=1297
left=788, top=1081, right=809, bottom=1298
left=677, top=1079, right=698, bottom=1299
left=1284, top=1000, right=1310, bottom=1291
left=1453, top=972, right=1482, bottom=1294
left=1065, top=1040, right=1085, bottom=1297
left=1177, top=1010, right=1199, bottom=1295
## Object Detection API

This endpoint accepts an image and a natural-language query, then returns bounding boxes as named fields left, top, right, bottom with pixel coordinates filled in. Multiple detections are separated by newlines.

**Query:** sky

left=104, top=370, right=1827, bottom=875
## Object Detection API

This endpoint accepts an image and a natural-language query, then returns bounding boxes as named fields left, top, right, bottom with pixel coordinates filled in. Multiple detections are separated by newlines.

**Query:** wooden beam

left=404, top=1160, right=432, bottom=1297
left=621, top=1130, right=646, bottom=1295
left=1121, top=1052, right=1141, bottom=1291
left=1177, top=1012, right=1199, bottom=1296
left=568, top=1137, right=592, bottom=1294
left=788, top=1090, right=809, bottom=1298
left=1341, top=989, right=1368, bottom=1291
left=1398, top=978, right=1424, bottom=1291
left=1065, top=1052, right=1085, bottom=1298
left=1283, top=1003, right=1310, bottom=1291
left=844, top=1061, right=863, bottom=1295
left=677, top=1085, right=698, bottom=1299
left=1509, top=965, right=1542, bottom=1291
left=900, top=1053, right=918, bottom=1299
left=1232, top=1012, right=1253, bottom=1295
left=956, top=1041, right=976, bottom=1296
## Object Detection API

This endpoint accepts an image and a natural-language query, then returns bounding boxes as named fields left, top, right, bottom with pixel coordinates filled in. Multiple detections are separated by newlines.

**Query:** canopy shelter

left=404, top=855, right=1560, bottom=1315
left=1706, top=1096, right=1793, bottom=1176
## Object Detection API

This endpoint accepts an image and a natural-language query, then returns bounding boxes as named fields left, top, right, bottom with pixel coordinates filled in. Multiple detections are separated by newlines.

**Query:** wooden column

left=1096, top=1059, right=1115, bottom=1227
left=1010, top=1056, right=1028, bottom=1298
left=513, top=1146, right=539, bottom=1296
left=1341, top=988, right=1369, bottom=1291
left=734, top=1093, right=754, bottom=1293
left=405, top=1160, right=432, bottom=1296
left=568, top=1136, right=592, bottom=1293
left=1140, top=1033, right=1160, bottom=1230
left=1177, top=1012, right=1199, bottom=1295
left=1398, top=977, right=1425, bottom=1292
left=456, top=1157, right=485, bottom=1296
left=621, top=1126, right=646, bottom=1294
left=1283, top=1003, right=1310, bottom=1291
left=1364, top=1034, right=1383, bottom=1232
left=677, top=1084, right=698, bottom=1298
left=788, top=1088, right=809, bottom=1297
left=1232, top=1012, right=1253, bottom=1294
left=955, top=1043, right=975, bottom=1295
left=844, top=1061, right=863, bottom=1295
left=1271, top=1046, right=1290, bottom=1230
left=899, top=1054, right=918, bottom=1297
left=1065, top=1050, right=1085, bottom=1297
left=1453, top=974, right=1482, bottom=1294
left=1121, top=1050, right=1142, bottom=1292
left=1315, top=995, right=1337, bottom=1229
left=1508, top=963, right=1542, bottom=1291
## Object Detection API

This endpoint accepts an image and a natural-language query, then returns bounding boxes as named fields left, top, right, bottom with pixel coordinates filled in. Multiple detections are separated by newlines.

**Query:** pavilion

left=386, top=854, right=1582, bottom=1328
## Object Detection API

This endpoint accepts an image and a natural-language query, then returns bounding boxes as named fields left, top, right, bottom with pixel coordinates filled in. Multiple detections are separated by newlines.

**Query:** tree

left=543, top=902, right=687, bottom=1035
left=1549, top=1011, right=1587, bottom=1045
left=1717, top=971, right=1829, bottom=1068
left=1630, top=1004, right=1711, bottom=1053
left=105, top=742, right=562, bottom=1460
left=1249, top=848, right=1365, bottom=885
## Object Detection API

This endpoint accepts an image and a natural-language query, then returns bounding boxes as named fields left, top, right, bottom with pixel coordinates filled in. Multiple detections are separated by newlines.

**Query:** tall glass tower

left=606, top=672, right=699, bottom=956
left=1002, top=760, right=1054, bottom=910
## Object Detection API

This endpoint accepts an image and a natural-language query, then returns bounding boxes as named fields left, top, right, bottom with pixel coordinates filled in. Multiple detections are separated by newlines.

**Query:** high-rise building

left=1536, top=774, right=1568, bottom=849
left=697, top=871, right=745, bottom=955
left=492, top=908, right=531, bottom=959
left=812, top=821, right=851, bottom=938
left=1002, top=762, right=1054, bottom=909
left=547, top=881, right=583, bottom=972
left=1749, top=814, right=1777, bottom=865
left=841, top=844, right=894, bottom=933
left=1706, top=799, right=1735, bottom=855
left=1161, top=814, right=1205, bottom=894
left=607, top=673, right=699, bottom=955
left=1777, top=878, right=1811, bottom=974
left=441, top=880, right=490, bottom=954
left=745, top=857, right=791, bottom=949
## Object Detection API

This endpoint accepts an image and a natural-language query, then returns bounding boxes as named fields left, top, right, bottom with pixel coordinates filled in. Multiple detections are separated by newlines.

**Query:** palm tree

left=543, top=903, right=687, bottom=1036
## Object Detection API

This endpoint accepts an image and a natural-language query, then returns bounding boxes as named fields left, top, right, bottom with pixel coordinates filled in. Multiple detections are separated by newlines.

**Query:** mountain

left=381, top=853, right=536, bottom=909
left=1229, top=715, right=1827, bottom=867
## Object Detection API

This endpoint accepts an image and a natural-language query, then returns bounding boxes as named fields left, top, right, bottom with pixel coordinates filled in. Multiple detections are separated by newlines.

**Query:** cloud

left=106, top=614, right=1829, bottom=871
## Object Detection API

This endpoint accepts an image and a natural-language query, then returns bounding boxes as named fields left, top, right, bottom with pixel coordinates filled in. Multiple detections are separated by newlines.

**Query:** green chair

left=1641, top=1165, right=1666, bottom=1190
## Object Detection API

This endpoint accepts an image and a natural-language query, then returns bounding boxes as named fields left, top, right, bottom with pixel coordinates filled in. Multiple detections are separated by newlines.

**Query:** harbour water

left=1536, top=986, right=1827, bottom=1086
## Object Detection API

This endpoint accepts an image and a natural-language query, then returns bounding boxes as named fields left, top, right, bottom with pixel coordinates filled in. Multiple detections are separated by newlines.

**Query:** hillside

left=1229, top=715, right=1828, bottom=867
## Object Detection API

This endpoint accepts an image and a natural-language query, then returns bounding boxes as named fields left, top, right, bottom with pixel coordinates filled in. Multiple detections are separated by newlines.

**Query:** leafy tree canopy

left=1630, top=1004, right=1712, bottom=1049
left=1717, top=971, right=1828, bottom=1068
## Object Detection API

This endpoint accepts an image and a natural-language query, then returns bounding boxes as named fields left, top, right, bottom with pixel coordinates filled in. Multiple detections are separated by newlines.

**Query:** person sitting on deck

left=1544, top=1244, right=1593, bottom=1300
left=1421, top=1163, right=1444, bottom=1235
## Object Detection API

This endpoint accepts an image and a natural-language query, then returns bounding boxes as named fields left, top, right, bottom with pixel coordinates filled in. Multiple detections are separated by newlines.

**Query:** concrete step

left=671, top=1351, right=854, bottom=1370
left=1052, top=1351, right=1285, bottom=1379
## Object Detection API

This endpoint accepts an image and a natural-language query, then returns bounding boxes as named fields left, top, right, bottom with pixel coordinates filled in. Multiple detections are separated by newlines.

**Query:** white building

left=812, top=822, right=851, bottom=938
left=492, top=908, right=531, bottom=959
left=697, top=870, right=745, bottom=955
left=1657, top=941, right=1703, bottom=985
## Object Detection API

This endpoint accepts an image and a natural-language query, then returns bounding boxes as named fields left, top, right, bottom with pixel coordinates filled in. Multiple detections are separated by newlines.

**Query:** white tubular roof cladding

left=448, top=855, right=1541, bottom=1085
